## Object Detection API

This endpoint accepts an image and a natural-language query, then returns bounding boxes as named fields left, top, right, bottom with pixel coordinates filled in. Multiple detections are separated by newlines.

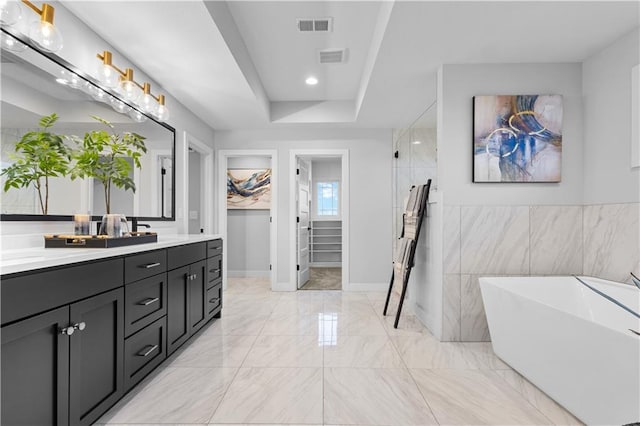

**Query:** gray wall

left=215, top=128, right=393, bottom=290
left=583, top=28, right=640, bottom=204
left=188, top=151, right=201, bottom=234
left=226, top=156, right=271, bottom=275
left=438, top=63, right=584, bottom=206
left=437, top=57, right=640, bottom=342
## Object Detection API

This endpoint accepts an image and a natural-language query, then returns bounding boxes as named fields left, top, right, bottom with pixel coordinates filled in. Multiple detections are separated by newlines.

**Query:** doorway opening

left=290, top=150, right=349, bottom=291
left=218, top=150, right=277, bottom=291
left=184, top=132, right=213, bottom=235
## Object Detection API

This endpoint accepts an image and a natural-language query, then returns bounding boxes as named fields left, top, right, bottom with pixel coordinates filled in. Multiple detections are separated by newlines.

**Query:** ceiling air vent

left=297, top=17, right=333, bottom=32
left=318, top=48, right=348, bottom=64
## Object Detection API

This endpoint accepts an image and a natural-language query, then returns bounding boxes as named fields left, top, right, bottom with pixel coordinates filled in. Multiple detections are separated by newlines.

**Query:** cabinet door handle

left=191, top=274, right=197, bottom=281
left=137, top=297, right=159, bottom=306
left=209, top=268, right=220, bottom=273
left=73, top=322, right=86, bottom=332
left=136, top=344, right=159, bottom=357
left=209, top=298, right=220, bottom=304
left=60, top=326, right=75, bottom=336
left=140, top=262, right=161, bottom=269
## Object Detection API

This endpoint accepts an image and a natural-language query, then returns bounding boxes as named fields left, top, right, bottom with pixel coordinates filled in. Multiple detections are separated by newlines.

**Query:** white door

left=296, top=158, right=311, bottom=288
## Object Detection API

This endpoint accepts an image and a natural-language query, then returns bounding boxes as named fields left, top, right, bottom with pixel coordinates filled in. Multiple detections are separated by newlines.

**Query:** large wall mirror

left=0, top=29, right=175, bottom=221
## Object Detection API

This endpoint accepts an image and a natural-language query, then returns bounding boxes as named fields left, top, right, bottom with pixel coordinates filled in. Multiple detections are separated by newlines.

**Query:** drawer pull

left=209, top=268, right=221, bottom=274
left=209, top=298, right=220, bottom=304
left=140, top=262, right=161, bottom=269
left=137, top=297, right=160, bottom=306
left=137, top=344, right=159, bottom=357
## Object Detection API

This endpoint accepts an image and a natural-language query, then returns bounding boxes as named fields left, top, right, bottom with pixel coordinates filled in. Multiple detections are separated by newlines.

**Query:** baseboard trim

left=273, top=281, right=296, bottom=292
left=310, top=262, right=342, bottom=267
left=345, top=282, right=388, bottom=292
left=227, top=270, right=270, bottom=278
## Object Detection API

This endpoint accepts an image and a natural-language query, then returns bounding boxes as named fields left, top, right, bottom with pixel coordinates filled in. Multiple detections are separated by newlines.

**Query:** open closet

left=297, top=157, right=343, bottom=290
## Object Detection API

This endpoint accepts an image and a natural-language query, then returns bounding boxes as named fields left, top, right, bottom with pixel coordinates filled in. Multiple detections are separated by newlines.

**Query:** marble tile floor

left=96, top=277, right=582, bottom=426
left=300, top=267, right=343, bottom=290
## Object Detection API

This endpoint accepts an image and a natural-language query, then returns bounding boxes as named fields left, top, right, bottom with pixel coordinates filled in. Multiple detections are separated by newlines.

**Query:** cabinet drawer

left=125, top=274, right=167, bottom=337
left=124, top=317, right=166, bottom=391
left=168, top=243, right=206, bottom=270
left=206, top=284, right=222, bottom=318
left=207, top=255, right=222, bottom=288
left=124, top=250, right=167, bottom=284
left=207, top=239, right=222, bottom=258
left=1, top=258, right=123, bottom=326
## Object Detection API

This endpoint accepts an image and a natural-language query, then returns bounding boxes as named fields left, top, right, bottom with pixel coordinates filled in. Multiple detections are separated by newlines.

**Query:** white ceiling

left=62, top=1, right=639, bottom=130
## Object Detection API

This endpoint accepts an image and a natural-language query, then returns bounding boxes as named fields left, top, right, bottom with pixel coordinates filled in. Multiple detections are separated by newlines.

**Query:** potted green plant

left=71, top=116, right=146, bottom=214
left=1, top=113, right=71, bottom=215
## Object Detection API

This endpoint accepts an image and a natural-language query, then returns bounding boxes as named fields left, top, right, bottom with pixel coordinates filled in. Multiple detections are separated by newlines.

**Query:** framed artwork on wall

left=473, top=94, right=563, bottom=182
left=227, top=168, right=271, bottom=209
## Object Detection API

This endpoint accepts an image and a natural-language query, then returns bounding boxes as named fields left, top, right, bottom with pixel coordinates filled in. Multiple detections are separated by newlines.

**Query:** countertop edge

left=1, top=234, right=223, bottom=276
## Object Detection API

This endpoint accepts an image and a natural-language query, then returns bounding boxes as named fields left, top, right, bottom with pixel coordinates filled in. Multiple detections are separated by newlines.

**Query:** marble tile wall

left=583, top=203, right=640, bottom=283
left=441, top=202, right=640, bottom=342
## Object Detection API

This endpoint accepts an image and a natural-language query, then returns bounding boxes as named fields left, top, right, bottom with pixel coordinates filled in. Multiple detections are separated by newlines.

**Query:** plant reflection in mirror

left=70, top=116, right=146, bottom=214
left=1, top=113, right=71, bottom=215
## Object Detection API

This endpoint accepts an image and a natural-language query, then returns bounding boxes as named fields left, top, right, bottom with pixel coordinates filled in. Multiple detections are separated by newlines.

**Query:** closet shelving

left=310, top=219, right=342, bottom=266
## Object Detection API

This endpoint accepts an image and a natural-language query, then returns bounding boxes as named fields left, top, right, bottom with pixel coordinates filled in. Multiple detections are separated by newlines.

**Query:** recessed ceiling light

left=412, top=140, right=422, bottom=145
left=305, top=76, right=318, bottom=85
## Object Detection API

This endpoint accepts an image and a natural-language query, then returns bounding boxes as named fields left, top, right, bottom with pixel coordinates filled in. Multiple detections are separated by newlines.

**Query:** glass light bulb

left=119, top=80, right=141, bottom=102
left=0, top=31, right=26, bottom=52
left=88, top=85, right=109, bottom=102
left=0, top=0, right=21, bottom=25
left=155, top=104, right=170, bottom=122
left=109, top=97, right=131, bottom=113
left=128, top=109, right=147, bottom=123
left=96, top=63, right=119, bottom=89
left=28, top=20, right=63, bottom=52
left=139, top=93, right=158, bottom=114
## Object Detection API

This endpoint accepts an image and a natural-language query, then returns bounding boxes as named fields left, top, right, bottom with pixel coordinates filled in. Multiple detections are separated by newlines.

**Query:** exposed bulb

left=127, top=109, right=147, bottom=123
left=109, top=97, right=131, bottom=114
left=139, top=93, right=158, bottom=114
left=0, top=0, right=22, bottom=25
left=88, top=85, right=109, bottom=102
left=95, top=63, right=119, bottom=89
left=155, top=104, right=170, bottom=122
left=28, top=20, right=63, bottom=52
left=0, top=31, right=26, bottom=52
left=119, top=80, right=141, bottom=102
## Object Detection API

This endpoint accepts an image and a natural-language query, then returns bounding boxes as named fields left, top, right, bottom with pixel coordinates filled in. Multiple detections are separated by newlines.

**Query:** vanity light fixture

left=96, top=50, right=170, bottom=121
left=95, top=50, right=120, bottom=88
left=0, top=0, right=22, bottom=26
left=21, top=0, right=63, bottom=52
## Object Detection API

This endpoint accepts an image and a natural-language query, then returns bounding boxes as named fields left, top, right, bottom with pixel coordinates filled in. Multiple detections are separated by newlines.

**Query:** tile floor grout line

left=384, top=313, right=442, bottom=425
left=206, top=283, right=274, bottom=425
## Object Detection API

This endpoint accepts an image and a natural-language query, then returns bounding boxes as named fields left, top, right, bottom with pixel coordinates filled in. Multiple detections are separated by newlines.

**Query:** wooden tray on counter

left=44, top=232, right=158, bottom=248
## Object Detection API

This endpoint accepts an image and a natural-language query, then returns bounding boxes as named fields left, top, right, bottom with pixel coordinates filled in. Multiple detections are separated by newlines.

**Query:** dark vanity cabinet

left=166, top=242, right=220, bottom=355
left=1, top=260, right=124, bottom=426
left=0, top=238, right=222, bottom=426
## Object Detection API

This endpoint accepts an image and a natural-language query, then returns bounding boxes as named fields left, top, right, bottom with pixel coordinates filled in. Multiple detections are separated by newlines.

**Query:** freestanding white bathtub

left=479, top=276, right=640, bottom=425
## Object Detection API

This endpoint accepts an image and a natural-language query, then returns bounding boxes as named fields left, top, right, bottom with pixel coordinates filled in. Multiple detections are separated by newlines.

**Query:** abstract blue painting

left=473, top=95, right=563, bottom=182
left=227, top=168, right=271, bottom=209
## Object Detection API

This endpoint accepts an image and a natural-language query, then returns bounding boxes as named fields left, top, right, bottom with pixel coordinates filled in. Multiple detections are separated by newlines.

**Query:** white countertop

left=0, top=234, right=222, bottom=276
